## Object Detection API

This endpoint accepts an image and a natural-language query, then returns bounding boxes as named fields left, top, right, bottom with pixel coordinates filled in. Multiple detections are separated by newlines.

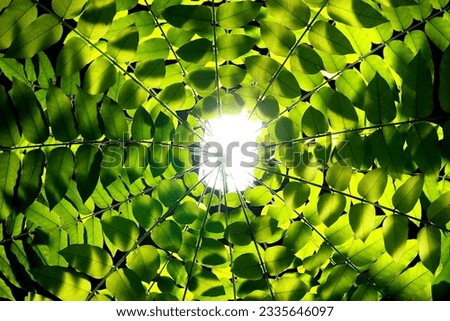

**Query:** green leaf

left=402, top=53, right=433, bottom=118
left=309, top=20, right=355, bottom=55
left=100, top=98, right=128, bottom=140
left=118, top=79, right=148, bottom=110
left=225, top=222, right=251, bottom=245
left=425, top=17, right=450, bottom=52
left=151, top=220, right=182, bottom=252
left=10, top=78, right=49, bottom=144
left=260, top=20, right=296, bottom=56
left=388, top=262, right=433, bottom=300
left=158, top=83, right=186, bottom=112
left=31, top=266, right=91, bottom=301
left=406, top=123, right=441, bottom=176
left=364, top=73, right=396, bottom=124
left=135, top=59, right=166, bottom=88
left=132, top=195, right=162, bottom=229
left=162, top=5, right=211, bottom=31
left=106, top=268, right=146, bottom=300
left=100, top=143, right=123, bottom=187
left=78, top=0, right=116, bottom=41
left=177, top=38, right=213, bottom=64
left=326, top=162, right=352, bottom=191
left=127, top=245, right=160, bottom=282
left=157, top=179, right=186, bottom=208
left=46, top=83, right=78, bottom=142
left=274, top=116, right=300, bottom=142
left=131, top=106, right=153, bottom=141
left=0, top=58, right=27, bottom=83
left=0, top=85, right=21, bottom=147
left=335, top=69, right=366, bottom=109
left=383, top=215, right=409, bottom=261
left=432, top=261, right=450, bottom=300
left=45, top=147, right=75, bottom=208
left=124, top=143, right=148, bottom=183
left=231, top=253, right=263, bottom=280
left=216, top=1, right=261, bottom=29
left=327, top=92, right=358, bottom=131
left=349, top=204, right=376, bottom=241
left=256, top=95, right=279, bottom=121
left=302, top=107, right=329, bottom=136
left=392, top=175, right=424, bottom=213
left=107, top=26, right=139, bottom=62
left=273, top=69, right=302, bottom=98
left=439, top=47, right=450, bottom=113
left=75, top=145, right=103, bottom=201
left=0, top=152, right=20, bottom=220
left=185, top=68, right=216, bottom=94
left=290, top=44, right=325, bottom=75
left=418, top=226, right=441, bottom=274
left=6, top=14, right=62, bottom=59
left=265, top=0, right=310, bottom=30
left=15, top=149, right=45, bottom=212
left=197, top=238, right=229, bottom=266
left=188, top=267, right=225, bottom=297
left=264, top=246, right=294, bottom=276
left=217, top=34, right=256, bottom=60
left=60, top=244, right=113, bottom=279
left=247, top=186, right=272, bottom=207
left=427, top=191, right=450, bottom=226
left=370, top=127, right=405, bottom=179
left=319, top=265, right=358, bottom=300
left=74, top=87, right=104, bottom=140
left=0, top=0, right=37, bottom=50
left=283, top=181, right=310, bottom=209
left=245, top=55, right=279, bottom=84
left=0, top=278, right=14, bottom=300
left=274, top=276, right=308, bottom=301
left=374, top=0, right=418, bottom=6
left=52, top=0, right=88, bottom=19
left=328, top=0, right=388, bottom=28
left=84, top=57, right=118, bottom=95
left=251, top=215, right=279, bottom=243
left=317, top=193, right=346, bottom=227
left=283, top=221, right=312, bottom=253
left=56, top=37, right=92, bottom=77
left=102, top=216, right=139, bottom=252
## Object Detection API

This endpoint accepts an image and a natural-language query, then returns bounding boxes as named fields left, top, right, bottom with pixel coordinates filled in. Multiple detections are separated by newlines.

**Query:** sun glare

left=199, top=111, right=261, bottom=192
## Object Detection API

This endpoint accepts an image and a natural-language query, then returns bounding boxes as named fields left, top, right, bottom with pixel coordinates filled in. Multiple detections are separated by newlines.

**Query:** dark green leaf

left=274, top=276, right=309, bottom=300
left=402, top=53, right=433, bottom=118
left=365, top=73, right=396, bottom=124
left=10, top=78, right=49, bottom=143
left=302, top=107, right=329, bottom=136
left=319, top=265, right=357, bottom=300
left=135, top=59, right=166, bottom=88
left=406, top=123, right=441, bottom=176
left=74, top=87, right=104, bottom=140
left=439, top=47, right=450, bottom=113
left=131, top=106, right=153, bottom=141
left=177, top=38, right=213, bottom=64
left=75, top=145, right=103, bottom=201
left=0, top=152, right=20, bottom=220
left=264, top=246, right=294, bottom=276
left=0, top=85, right=21, bottom=147
left=56, top=37, right=92, bottom=77
left=46, top=83, right=78, bottom=142
left=427, top=191, right=450, bottom=226
left=118, top=79, right=148, bottom=110
left=217, top=34, right=256, bottom=60
left=291, top=44, right=324, bottom=75
left=132, top=195, right=162, bottom=229
left=45, top=147, right=74, bottom=208
left=231, top=253, right=263, bottom=280
left=15, top=149, right=45, bottom=212
left=260, top=19, right=296, bottom=56
left=370, top=127, right=405, bottom=179
left=358, top=168, right=388, bottom=202
left=157, top=179, right=185, bottom=208
left=162, top=5, right=211, bottom=31
left=274, top=116, right=300, bottom=142
left=157, top=83, right=186, bottom=111
left=107, top=26, right=139, bottom=62
left=100, top=98, right=128, bottom=140
left=327, top=92, right=358, bottom=130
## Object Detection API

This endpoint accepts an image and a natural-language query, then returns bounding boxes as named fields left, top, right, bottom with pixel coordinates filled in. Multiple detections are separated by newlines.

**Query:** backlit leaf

left=418, top=226, right=441, bottom=274
left=102, top=216, right=139, bottom=252
left=0, top=152, right=20, bottom=220
left=328, top=0, right=388, bottom=28
left=392, top=175, right=424, bottom=213
left=60, top=244, right=113, bottom=279
left=383, top=215, right=409, bottom=261
left=231, top=253, right=263, bottom=280
left=317, top=193, right=346, bottom=227
left=45, top=147, right=75, bottom=209
left=152, top=220, right=182, bottom=252
left=106, top=268, right=146, bottom=300
left=75, top=145, right=103, bottom=201
left=216, top=1, right=260, bottom=29
left=309, top=21, right=355, bottom=55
